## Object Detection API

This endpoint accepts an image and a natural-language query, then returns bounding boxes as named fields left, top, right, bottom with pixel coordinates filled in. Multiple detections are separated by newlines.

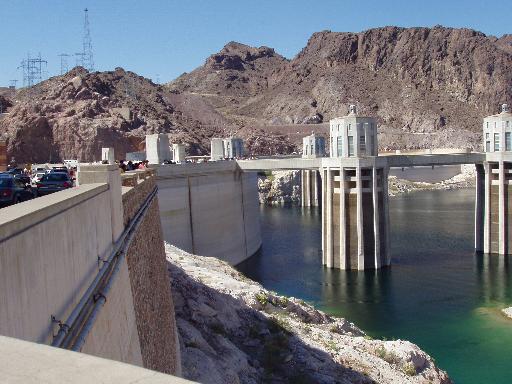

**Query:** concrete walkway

left=0, top=336, right=195, bottom=384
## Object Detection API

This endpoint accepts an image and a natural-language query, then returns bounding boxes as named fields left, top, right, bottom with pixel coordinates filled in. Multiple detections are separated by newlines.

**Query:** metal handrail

left=51, top=185, right=158, bottom=349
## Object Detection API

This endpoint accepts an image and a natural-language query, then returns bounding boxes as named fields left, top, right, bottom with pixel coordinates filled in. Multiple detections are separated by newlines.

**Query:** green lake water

left=236, top=189, right=512, bottom=384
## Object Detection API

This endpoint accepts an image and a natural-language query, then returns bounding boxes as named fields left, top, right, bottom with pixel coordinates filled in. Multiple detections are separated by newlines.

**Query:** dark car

left=6, top=168, right=31, bottom=186
left=0, top=174, right=35, bottom=206
left=50, top=166, right=69, bottom=174
left=36, top=172, right=73, bottom=196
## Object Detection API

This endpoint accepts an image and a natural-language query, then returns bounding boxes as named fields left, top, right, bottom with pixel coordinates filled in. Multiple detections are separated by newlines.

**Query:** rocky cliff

left=169, top=26, right=512, bottom=151
left=258, top=171, right=301, bottom=205
left=167, top=243, right=451, bottom=383
left=0, top=67, right=291, bottom=163
left=3, top=26, right=510, bottom=163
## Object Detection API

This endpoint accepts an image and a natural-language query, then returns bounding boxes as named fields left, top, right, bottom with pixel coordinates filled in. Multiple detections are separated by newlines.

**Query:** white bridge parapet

left=237, top=152, right=486, bottom=171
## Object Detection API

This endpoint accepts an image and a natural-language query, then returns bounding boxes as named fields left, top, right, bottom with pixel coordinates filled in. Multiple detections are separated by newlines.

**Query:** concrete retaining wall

left=0, top=165, right=180, bottom=376
left=156, top=162, right=262, bottom=265
left=121, top=175, right=180, bottom=375
left=0, top=183, right=117, bottom=344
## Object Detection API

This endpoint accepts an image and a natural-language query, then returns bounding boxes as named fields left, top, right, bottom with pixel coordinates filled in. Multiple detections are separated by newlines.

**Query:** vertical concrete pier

left=301, top=133, right=325, bottom=207
left=146, top=134, right=172, bottom=164
left=301, top=170, right=321, bottom=207
left=101, top=147, right=115, bottom=164
left=322, top=162, right=389, bottom=269
left=322, top=105, right=389, bottom=269
left=478, top=104, right=512, bottom=255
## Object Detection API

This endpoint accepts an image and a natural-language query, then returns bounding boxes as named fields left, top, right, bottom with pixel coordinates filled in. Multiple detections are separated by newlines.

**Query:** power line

left=17, top=53, right=47, bottom=87
left=58, top=53, right=70, bottom=75
left=75, top=8, right=94, bottom=71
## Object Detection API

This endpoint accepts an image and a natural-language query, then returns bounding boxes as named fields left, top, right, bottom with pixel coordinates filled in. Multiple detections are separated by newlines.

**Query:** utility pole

left=18, top=53, right=48, bottom=87
left=58, top=53, right=70, bottom=75
left=75, top=8, right=94, bottom=71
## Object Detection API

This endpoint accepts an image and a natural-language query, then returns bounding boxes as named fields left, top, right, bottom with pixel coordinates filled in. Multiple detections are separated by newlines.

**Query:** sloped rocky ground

left=0, top=67, right=295, bottom=163
left=167, top=244, right=451, bottom=384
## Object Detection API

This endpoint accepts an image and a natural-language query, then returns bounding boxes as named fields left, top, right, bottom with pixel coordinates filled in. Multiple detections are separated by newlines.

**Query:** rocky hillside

left=167, top=243, right=451, bottom=383
left=169, top=26, right=512, bottom=150
left=3, top=26, right=510, bottom=162
left=0, top=67, right=292, bottom=163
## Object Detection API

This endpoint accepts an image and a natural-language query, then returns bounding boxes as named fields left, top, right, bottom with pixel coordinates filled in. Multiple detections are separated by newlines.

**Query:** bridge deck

left=236, top=153, right=486, bottom=171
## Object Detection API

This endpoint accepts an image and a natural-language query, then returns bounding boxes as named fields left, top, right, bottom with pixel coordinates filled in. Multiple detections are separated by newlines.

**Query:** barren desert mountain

left=170, top=41, right=289, bottom=97
left=1, top=26, right=511, bottom=163
left=0, top=64, right=295, bottom=163
left=0, top=66, right=242, bottom=163
left=169, top=26, right=512, bottom=150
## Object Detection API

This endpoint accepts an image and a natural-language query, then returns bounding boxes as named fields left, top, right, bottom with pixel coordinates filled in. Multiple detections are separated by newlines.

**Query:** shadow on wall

left=167, top=261, right=371, bottom=383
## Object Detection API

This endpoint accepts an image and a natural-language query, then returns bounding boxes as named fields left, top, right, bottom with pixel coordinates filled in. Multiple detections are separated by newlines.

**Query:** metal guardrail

left=51, top=185, right=158, bottom=350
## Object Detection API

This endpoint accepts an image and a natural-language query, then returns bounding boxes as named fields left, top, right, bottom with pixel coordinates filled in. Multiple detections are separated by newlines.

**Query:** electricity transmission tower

left=58, top=53, right=70, bottom=75
left=75, top=8, right=94, bottom=71
left=18, top=53, right=48, bottom=87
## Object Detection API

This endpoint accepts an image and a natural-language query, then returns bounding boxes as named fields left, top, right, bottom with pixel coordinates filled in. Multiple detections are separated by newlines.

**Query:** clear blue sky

left=0, top=0, right=508, bottom=87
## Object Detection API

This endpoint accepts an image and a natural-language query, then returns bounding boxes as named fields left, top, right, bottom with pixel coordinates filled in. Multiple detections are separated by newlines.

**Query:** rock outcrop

left=502, top=307, right=512, bottom=319
left=4, top=26, right=510, bottom=163
left=388, top=164, right=476, bottom=196
left=258, top=170, right=301, bottom=205
left=167, top=243, right=451, bottom=383
left=257, top=166, right=476, bottom=204
left=169, top=26, right=512, bottom=151
left=0, top=67, right=295, bottom=163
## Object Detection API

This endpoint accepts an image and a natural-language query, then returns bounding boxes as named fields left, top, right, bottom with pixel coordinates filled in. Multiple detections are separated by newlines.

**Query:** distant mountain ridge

left=1, top=26, right=511, bottom=163
left=169, top=25, right=512, bottom=150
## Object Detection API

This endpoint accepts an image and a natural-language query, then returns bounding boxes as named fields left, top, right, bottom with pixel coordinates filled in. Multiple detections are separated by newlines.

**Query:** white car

left=31, top=172, right=46, bottom=185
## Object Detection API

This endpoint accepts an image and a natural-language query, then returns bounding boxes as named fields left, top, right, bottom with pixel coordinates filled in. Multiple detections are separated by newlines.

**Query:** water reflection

left=237, top=189, right=512, bottom=384
left=475, top=253, right=512, bottom=305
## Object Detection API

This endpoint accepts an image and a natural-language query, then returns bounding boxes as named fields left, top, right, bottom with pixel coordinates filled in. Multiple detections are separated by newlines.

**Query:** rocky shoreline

left=502, top=307, right=512, bottom=319
left=258, top=170, right=302, bottom=205
left=388, top=164, right=475, bottom=197
left=166, top=243, right=451, bottom=383
left=258, top=166, right=476, bottom=205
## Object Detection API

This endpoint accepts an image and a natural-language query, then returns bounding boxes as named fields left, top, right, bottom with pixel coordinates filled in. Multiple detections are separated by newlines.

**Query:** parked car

left=6, top=168, right=31, bottom=186
left=0, top=174, right=35, bottom=206
left=36, top=172, right=73, bottom=196
left=31, top=172, right=46, bottom=185
left=50, top=166, right=69, bottom=174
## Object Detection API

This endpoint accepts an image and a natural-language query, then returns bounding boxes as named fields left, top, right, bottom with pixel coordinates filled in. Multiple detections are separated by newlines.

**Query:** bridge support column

left=383, top=167, right=391, bottom=266
left=321, top=162, right=389, bottom=270
left=322, top=167, right=334, bottom=267
left=483, top=162, right=491, bottom=253
left=480, top=157, right=512, bottom=255
left=475, top=164, right=484, bottom=252
left=338, top=166, right=347, bottom=269
left=498, top=161, right=506, bottom=255
left=301, top=170, right=321, bottom=207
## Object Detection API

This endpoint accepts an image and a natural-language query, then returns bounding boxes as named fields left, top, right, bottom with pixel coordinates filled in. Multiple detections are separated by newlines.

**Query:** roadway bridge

left=236, top=152, right=486, bottom=171
left=149, top=151, right=490, bottom=272
left=235, top=150, right=510, bottom=271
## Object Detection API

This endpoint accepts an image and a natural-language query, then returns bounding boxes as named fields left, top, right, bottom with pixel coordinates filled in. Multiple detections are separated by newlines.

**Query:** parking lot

left=0, top=164, right=77, bottom=208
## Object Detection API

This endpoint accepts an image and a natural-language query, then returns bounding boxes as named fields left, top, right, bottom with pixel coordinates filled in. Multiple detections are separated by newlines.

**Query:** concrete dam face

left=155, top=162, right=262, bottom=266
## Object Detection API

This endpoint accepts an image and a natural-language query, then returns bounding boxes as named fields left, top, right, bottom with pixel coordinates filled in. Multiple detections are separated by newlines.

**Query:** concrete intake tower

left=322, top=105, right=390, bottom=270
left=476, top=104, right=512, bottom=254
